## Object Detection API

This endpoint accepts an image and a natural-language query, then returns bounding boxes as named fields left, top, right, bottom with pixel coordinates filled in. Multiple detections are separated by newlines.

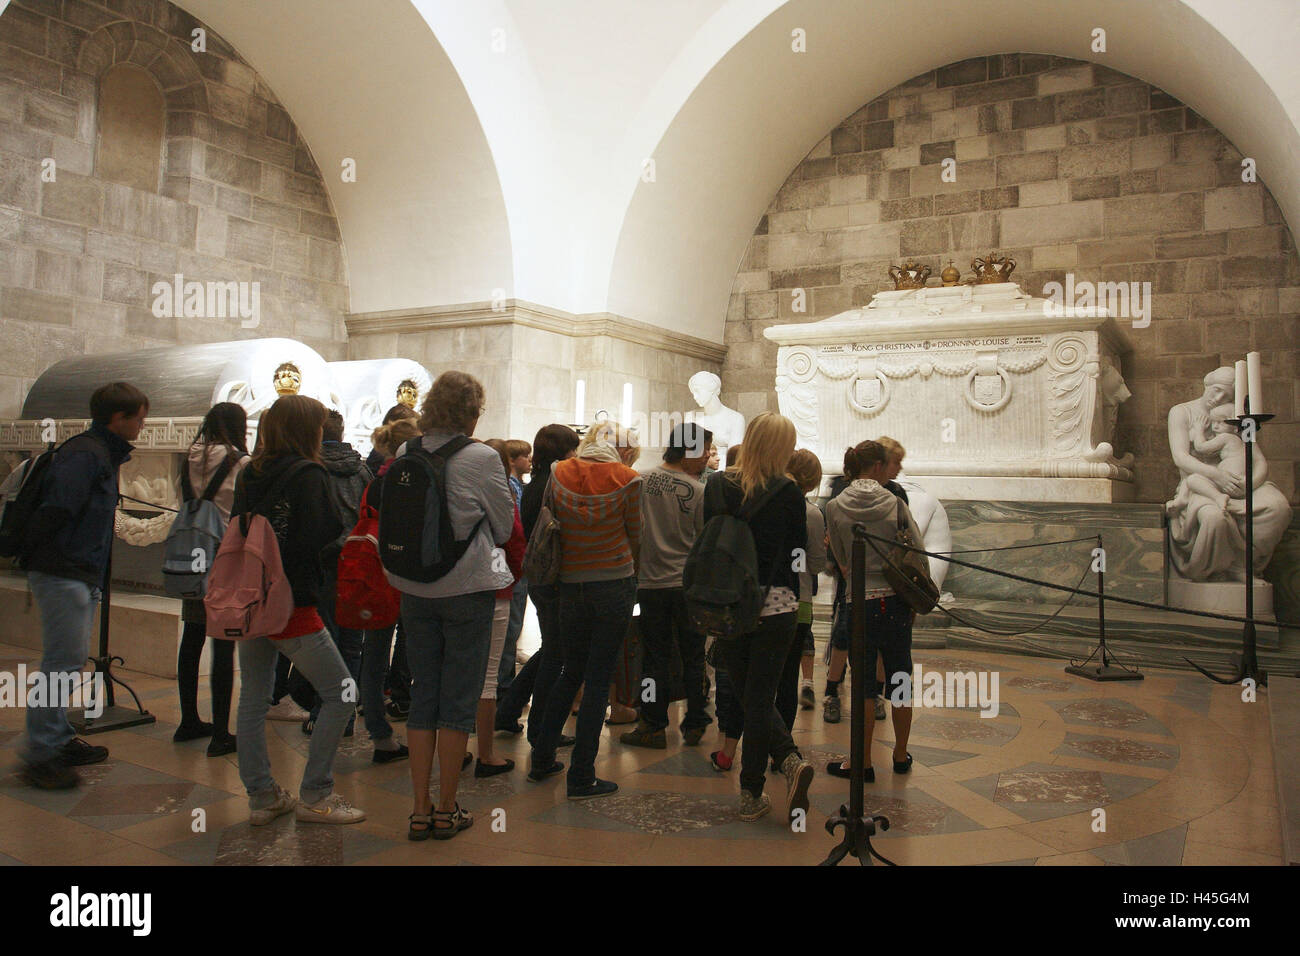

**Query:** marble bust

left=1166, top=366, right=1291, bottom=582
left=684, top=371, right=745, bottom=468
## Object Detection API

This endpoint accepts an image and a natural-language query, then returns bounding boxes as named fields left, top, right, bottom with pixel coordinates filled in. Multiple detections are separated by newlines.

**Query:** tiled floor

left=0, top=639, right=1283, bottom=866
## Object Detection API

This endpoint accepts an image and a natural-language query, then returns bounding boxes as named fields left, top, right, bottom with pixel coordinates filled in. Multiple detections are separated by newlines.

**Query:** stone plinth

left=0, top=573, right=185, bottom=679
left=1167, top=576, right=1274, bottom=619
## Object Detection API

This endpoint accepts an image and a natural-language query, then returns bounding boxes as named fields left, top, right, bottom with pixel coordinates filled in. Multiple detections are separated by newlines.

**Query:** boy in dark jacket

left=303, top=410, right=374, bottom=736
left=19, top=382, right=149, bottom=790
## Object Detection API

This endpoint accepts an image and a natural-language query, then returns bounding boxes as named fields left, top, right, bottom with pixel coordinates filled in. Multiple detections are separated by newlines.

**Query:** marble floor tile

left=0, top=638, right=1283, bottom=866
left=810, top=787, right=984, bottom=838
left=1049, top=697, right=1171, bottom=735
left=1090, top=823, right=1187, bottom=865
left=1053, top=733, right=1179, bottom=770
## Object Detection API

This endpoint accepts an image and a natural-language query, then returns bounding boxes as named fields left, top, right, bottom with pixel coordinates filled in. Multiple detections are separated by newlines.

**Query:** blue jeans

left=237, top=628, right=353, bottom=807
left=312, top=571, right=361, bottom=731
left=21, top=571, right=99, bottom=766
left=532, top=577, right=636, bottom=786
left=497, top=576, right=528, bottom=693
left=360, top=626, right=396, bottom=741
left=401, top=590, right=495, bottom=734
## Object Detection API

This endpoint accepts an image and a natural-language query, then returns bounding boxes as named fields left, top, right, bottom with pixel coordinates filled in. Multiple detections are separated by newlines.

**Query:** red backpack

left=336, top=485, right=401, bottom=630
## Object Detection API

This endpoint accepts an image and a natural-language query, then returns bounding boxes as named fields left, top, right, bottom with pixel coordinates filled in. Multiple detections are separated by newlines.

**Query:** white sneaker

left=249, top=785, right=297, bottom=826
left=266, top=699, right=310, bottom=722
left=295, top=793, right=366, bottom=825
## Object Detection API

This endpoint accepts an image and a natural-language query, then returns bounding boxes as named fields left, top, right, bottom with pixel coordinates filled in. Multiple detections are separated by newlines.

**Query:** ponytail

left=842, top=440, right=886, bottom=480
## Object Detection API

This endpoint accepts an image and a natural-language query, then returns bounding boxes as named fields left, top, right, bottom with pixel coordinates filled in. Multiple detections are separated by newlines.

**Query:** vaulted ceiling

left=164, top=0, right=1300, bottom=342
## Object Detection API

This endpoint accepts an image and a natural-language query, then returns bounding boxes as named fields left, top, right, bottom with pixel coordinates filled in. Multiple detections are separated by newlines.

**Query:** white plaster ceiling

left=172, top=0, right=515, bottom=315
left=160, top=0, right=1300, bottom=342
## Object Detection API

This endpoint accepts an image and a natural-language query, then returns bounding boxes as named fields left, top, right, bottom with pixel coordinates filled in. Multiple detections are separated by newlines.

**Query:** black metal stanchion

left=1066, top=533, right=1143, bottom=682
left=1187, top=408, right=1273, bottom=687
left=821, top=529, right=893, bottom=866
left=69, top=546, right=155, bottom=734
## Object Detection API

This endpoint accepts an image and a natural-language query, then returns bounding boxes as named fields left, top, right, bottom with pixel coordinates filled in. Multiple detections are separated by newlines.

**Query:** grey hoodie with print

left=823, top=478, right=924, bottom=595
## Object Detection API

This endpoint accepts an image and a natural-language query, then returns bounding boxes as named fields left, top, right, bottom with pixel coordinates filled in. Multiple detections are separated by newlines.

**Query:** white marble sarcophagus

left=0, top=339, right=432, bottom=591
left=764, top=282, right=1135, bottom=502
left=328, top=359, right=431, bottom=457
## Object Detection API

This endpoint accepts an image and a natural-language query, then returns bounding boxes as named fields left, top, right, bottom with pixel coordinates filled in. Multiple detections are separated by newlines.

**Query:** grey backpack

left=522, top=475, right=562, bottom=586
left=162, top=455, right=237, bottom=599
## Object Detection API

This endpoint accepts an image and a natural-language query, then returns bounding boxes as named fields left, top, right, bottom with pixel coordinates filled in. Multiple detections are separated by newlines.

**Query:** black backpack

left=0, top=434, right=107, bottom=560
left=377, top=435, right=481, bottom=583
left=682, top=474, right=791, bottom=639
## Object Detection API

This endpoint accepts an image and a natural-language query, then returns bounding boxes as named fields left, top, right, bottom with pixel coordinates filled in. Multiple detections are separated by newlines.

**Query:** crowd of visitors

left=6, top=372, right=922, bottom=836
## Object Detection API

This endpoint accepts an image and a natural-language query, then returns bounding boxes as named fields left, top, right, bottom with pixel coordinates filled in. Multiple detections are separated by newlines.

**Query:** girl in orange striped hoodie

left=527, top=420, right=641, bottom=800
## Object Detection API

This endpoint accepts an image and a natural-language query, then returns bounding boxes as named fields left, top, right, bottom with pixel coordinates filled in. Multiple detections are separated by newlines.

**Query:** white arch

left=174, top=0, right=515, bottom=315
left=163, top=1, right=1300, bottom=341
left=607, top=0, right=1300, bottom=342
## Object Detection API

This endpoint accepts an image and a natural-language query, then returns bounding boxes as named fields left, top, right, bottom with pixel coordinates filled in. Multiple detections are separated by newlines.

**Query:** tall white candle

left=574, top=379, right=585, bottom=424
left=622, top=382, right=633, bottom=426
left=1234, top=361, right=1247, bottom=418
left=1246, top=352, right=1264, bottom=416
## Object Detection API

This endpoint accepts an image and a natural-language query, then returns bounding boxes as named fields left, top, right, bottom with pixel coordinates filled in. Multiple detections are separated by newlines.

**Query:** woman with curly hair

left=388, top=372, right=516, bottom=841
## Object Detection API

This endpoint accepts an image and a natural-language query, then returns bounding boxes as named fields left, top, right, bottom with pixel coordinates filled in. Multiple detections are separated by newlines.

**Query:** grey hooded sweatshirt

left=824, top=478, right=924, bottom=594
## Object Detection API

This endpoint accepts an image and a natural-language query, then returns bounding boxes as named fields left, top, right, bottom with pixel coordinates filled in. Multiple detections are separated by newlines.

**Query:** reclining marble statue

left=1166, top=366, right=1291, bottom=583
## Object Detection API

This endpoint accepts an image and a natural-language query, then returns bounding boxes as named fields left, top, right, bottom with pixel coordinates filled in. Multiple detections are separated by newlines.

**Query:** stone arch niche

left=73, top=13, right=214, bottom=205
left=95, top=64, right=166, bottom=193
left=0, top=0, right=349, bottom=418
left=721, top=54, right=1300, bottom=507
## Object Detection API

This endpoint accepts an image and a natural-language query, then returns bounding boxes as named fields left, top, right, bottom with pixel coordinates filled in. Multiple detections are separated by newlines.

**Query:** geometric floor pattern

left=0, top=638, right=1283, bottom=865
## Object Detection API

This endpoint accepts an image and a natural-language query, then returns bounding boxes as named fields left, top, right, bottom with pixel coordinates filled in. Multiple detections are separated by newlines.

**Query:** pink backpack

left=204, top=461, right=309, bottom=640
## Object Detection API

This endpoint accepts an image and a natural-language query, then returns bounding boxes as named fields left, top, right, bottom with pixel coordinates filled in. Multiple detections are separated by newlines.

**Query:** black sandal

left=408, top=812, right=433, bottom=842
left=432, top=803, right=473, bottom=840
left=827, top=760, right=874, bottom=783
left=893, top=753, right=913, bottom=774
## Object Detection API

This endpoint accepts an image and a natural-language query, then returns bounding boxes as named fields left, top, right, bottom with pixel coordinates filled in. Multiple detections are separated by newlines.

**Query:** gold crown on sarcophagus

left=888, top=259, right=932, bottom=290
left=396, top=379, right=419, bottom=408
left=971, top=253, right=1016, bottom=284
left=272, top=361, right=302, bottom=395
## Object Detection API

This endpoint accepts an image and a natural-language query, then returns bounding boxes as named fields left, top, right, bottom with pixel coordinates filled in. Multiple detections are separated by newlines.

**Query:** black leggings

left=177, top=620, right=236, bottom=734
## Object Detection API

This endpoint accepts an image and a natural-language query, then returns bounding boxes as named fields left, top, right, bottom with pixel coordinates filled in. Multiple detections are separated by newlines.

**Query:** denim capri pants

left=401, top=589, right=495, bottom=734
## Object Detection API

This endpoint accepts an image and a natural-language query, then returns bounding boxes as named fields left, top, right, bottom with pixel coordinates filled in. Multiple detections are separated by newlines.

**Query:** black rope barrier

left=930, top=535, right=1101, bottom=555
left=854, top=526, right=1300, bottom=631
left=931, top=560, right=1094, bottom=638
left=118, top=493, right=179, bottom=514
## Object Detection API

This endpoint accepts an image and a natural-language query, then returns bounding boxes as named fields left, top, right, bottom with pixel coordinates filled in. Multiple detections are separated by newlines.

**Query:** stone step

left=813, top=596, right=1299, bottom=673
left=1268, top=676, right=1300, bottom=866
left=919, top=598, right=1284, bottom=650
left=938, top=627, right=1300, bottom=676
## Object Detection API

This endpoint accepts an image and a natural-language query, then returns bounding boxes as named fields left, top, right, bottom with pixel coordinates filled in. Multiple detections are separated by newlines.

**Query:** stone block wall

left=0, top=0, right=348, bottom=417
left=348, top=306, right=722, bottom=459
left=723, top=54, right=1300, bottom=504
